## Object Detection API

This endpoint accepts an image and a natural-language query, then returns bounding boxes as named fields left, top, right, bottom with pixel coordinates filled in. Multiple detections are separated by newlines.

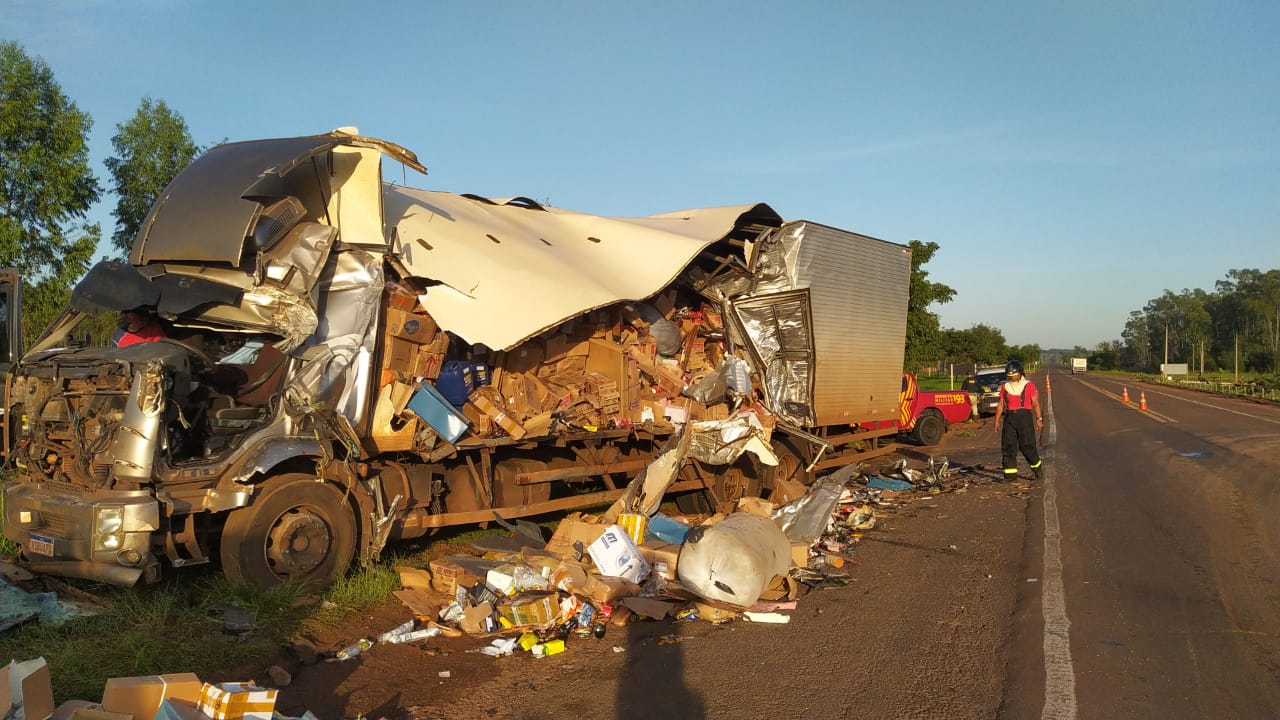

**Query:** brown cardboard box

left=736, top=497, right=776, bottom=518
left=0, top=658, right=54, bottom=720
left=790, top=541, right=813, bottom=568
left=693, top=601, right=739, bottom=623
left=548, top=560, right=590, bottom=593
left=459, top=601, right=496, bottom=635
left=414, top=349, right=445, bottom=380
left=544, top=333, right=591, bottom=361
left=461, top=402, right=493, bottom=436
left=638, top=541, right=680, bottom=581
left=545, top=514, right=609, bottom=559
left=384, top=336, right=418, bottom=375
left=385, top=307, right=438, bottom=344
left=68, top=710, right=132, bottom=720
left=470, top=394, right=526, bottom=440
left=499, top=591, right=557, bottom=628
left=773, top=476, right=808, bottom=506
left=102, top=673, right=203, bottom=720
left=367, top=382, right=418, bottom=452
left=52, top=702, right=104, bottom=720
left=582, top=575, right=641, bottom=603
left=429, top=557, right=480, bottom=595
left=503, top=339, right=545, bottom=374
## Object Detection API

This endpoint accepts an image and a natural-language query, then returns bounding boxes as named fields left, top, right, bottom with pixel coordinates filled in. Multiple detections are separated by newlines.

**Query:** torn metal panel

left=686, top=415, right=779, bottom=467
left=305, top=249, right=385, bottom=422
left=730, top=290, right=816, bottom=427
left=131, top=132, right=422, bottom=266
left=385, top=186, right=780, bottom=350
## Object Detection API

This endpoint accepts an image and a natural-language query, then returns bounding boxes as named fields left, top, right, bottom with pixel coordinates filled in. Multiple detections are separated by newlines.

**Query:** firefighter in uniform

left=993, top=359, right=1044, bottom=480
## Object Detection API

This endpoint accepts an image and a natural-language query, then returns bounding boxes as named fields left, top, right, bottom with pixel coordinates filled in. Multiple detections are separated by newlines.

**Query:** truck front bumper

left=2, top=481, right=161, bottom=586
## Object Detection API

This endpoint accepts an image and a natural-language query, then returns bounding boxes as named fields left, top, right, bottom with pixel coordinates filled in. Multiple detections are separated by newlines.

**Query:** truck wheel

left=770, top=438, right=814, bottom=487
left=219, top=474, right=357, bottom=590
left=912, top=410, right=946, bottom=446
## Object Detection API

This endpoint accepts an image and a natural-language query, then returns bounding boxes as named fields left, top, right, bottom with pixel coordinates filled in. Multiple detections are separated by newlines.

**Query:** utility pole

left=1164, top=324, right=1169, bottom=367
left=1235, top=334, right=1239, bottom=383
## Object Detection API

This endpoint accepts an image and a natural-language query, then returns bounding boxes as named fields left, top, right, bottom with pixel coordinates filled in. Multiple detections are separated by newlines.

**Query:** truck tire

left=219, top=474, right=357, bottom=590
left=912, top=410, right=946, bottom=447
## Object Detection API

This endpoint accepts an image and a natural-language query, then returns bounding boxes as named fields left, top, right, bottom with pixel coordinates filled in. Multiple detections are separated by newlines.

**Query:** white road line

left=1041, top=391, right=1077, bottom=720
left=1137, top=387, right=1280, bottom=424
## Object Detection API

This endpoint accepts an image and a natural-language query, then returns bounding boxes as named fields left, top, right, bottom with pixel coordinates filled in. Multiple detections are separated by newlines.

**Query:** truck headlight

left=95, top=507, right=123, bottom=534
left=100, top=534, right=122, bottom=550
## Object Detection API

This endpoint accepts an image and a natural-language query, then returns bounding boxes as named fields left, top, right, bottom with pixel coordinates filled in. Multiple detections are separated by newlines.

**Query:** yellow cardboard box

left=197, top=683, right=277, bottom=720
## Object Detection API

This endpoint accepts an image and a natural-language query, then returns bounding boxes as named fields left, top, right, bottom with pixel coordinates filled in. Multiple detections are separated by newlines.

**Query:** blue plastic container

left=470, top=361, right=490, bottom=387
left=436, top=361, right=474, bottom=407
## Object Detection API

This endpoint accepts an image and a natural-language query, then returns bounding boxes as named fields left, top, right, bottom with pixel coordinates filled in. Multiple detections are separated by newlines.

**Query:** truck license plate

left=28, top=534, right=54, bottom=557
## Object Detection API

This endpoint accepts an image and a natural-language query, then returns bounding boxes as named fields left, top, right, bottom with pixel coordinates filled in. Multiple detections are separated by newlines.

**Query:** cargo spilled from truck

left=2, top=130, right=910, bottom=590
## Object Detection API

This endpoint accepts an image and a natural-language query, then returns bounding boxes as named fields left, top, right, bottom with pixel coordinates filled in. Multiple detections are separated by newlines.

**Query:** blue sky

left=3, top=0, right=1277, bottom=349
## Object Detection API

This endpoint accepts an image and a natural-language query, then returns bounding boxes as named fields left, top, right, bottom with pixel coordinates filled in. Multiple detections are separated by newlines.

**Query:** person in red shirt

left=993, top=359, right=1045, bottom=480
left=114, top=307, right=166, bottom=347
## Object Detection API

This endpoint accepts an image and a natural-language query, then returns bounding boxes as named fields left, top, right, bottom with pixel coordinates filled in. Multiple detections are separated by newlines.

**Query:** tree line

left=906, top=241, right=1276, bottom=381
left=1, top=41, right=200, bottom=346
left=1109, top=270, right=1278, bottom=376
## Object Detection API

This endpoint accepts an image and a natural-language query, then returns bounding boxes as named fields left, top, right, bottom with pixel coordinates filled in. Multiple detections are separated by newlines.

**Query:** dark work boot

left=1032, top=465, right=1044, bottom=481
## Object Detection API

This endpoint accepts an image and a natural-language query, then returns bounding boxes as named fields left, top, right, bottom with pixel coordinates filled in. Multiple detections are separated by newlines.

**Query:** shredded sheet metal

left=773, top=462, right=862, bottom=542
left=385, top=187, right=778, bottom=350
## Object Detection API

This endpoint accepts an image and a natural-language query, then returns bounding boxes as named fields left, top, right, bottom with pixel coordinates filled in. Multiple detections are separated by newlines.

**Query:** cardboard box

left=693, top=601, right=739, bottom=624
left=790, top=541, right=813, bottom=568
left=385, top=306, right=438, bottom=344
left=429, top=557, right=480, bottom=595
left=414, top=348, right=445, bottom=380
left=638, top=541, right=680, bottom=581
left=102, top=673, right=203, bottom=720
left=459, top=601, right=496, bottom=635
left=581, top=575, right=641, bottom=603
left=545, top=514, right=610, bottom=559
left=503, top=339, right=545, bottom=374
left=68, top=710, right=131, bottom=720
left=470, top=394, right=526, bottom=440
left=499, top=591, right=557, bottom=628
left=0, top=658, right=54, bottom=720
left=736, top=496, right=776, bottom=518
left=197, top=683, right=277, bottom=720
left=384, top=336, right=418, bottom=375
left=52, top=702, right=104, bottom=720
left=548, top=560, right=590, bottom=593
left=367, top=382, right=418, bottom=452
left=587, top=525, right=651, bottom=584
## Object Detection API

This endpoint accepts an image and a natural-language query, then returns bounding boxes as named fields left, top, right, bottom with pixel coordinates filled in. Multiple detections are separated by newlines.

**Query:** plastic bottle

left=332, top=638, right=374, bottom=661
left=381, top=627, right=442, bottom=645
left=376, top=620, right=415, bottom=643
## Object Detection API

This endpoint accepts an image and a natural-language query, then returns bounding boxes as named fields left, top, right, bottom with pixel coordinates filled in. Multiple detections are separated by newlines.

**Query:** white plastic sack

left=676, top=513, right=791, bottom=607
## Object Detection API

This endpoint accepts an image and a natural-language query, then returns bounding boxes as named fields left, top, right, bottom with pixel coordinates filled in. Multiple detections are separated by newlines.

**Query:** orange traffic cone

left=1138, top=391, right=1148, bottom=411
left=1122, top=387, right=1130, bottom=403
left=1045, top=375, right=1052, bottom=392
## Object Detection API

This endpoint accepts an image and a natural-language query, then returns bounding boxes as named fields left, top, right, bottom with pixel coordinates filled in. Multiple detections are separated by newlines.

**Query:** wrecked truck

left=1, top=131, right=911, bottom=590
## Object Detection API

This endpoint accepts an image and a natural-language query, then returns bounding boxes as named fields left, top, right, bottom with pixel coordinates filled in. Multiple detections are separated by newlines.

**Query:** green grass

left=0, top=557, right=415, bottom=703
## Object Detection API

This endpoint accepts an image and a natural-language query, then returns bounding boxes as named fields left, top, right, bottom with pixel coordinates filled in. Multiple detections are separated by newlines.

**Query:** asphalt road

left=1001, top=372, right=1280, bottom=720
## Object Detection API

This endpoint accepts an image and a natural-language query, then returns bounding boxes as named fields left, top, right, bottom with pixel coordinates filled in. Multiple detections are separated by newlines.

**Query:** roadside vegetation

left=0, top=519, right=532, bottom=701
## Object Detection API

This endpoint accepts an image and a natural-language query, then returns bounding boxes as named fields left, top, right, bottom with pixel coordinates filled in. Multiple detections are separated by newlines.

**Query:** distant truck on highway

left=1, top=130, right=915, bottom=590
left=1071, top=357, right=1088, bottom=374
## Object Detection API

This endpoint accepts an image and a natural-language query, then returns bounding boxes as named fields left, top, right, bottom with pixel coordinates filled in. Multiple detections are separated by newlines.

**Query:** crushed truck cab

left=2, top=131, right=912, bottom=589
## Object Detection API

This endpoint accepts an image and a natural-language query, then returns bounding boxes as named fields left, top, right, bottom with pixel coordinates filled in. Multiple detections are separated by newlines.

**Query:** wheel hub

left=265, top=509, right=331, bottom=577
